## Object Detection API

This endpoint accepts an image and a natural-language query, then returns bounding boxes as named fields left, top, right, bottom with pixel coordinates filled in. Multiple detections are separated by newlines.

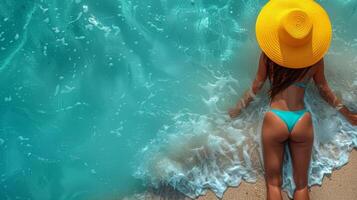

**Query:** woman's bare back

left=269, top=63, right=319, bottom=111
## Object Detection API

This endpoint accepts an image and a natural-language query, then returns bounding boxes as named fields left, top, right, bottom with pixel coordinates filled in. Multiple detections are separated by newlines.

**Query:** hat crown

left=279, top=9, right=313, bottom=46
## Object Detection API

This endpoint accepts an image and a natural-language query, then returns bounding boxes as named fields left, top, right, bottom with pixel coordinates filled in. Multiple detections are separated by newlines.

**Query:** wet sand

left=198, top=149, right=357, bottom=200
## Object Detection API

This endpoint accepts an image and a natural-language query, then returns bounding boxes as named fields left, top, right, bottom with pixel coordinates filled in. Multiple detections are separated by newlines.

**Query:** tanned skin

left=228, top=52, right=357, bottom=200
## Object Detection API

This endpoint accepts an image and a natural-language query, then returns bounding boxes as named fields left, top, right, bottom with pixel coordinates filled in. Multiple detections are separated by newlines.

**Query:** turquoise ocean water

left=1, top=0, right=357, bottom=199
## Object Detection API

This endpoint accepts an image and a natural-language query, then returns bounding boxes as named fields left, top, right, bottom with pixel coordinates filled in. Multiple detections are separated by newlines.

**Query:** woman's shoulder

left=310, top=58, right=324, bottom=75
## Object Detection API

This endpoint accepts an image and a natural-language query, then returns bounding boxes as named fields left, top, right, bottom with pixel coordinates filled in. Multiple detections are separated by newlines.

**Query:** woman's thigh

left=288, top=112, right=314, bottom=189
left=261, top=112, right=290, bottom=185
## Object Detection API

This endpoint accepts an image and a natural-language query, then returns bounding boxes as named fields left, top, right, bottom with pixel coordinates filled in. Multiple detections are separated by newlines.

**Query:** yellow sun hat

left=255, top=0, right=332, bottom=68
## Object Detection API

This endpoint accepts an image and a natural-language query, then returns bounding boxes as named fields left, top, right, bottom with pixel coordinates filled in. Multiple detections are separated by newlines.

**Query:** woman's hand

left=339, top=107, right=357, bottom=126
left=228, top=107, right=242, bottom=119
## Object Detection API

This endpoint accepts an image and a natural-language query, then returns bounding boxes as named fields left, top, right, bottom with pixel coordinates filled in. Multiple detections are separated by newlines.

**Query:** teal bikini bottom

left=270, top=108, right=309, bottom=133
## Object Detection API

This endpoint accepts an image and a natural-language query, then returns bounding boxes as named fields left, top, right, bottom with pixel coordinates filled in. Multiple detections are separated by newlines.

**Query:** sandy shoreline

left=197, top=149, right=357, bottom=200
left=131, top=149, right=357, bottom=200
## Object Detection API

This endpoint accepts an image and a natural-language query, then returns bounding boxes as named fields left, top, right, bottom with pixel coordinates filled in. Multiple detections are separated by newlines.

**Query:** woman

left=228, top=1, right=357, bottom=200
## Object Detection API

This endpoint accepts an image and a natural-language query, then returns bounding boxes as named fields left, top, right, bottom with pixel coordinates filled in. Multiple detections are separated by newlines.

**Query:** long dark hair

left=262, top=53, right=312, bottom=101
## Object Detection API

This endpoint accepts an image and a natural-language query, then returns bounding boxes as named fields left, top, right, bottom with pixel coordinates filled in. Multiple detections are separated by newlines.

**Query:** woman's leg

left=288, top=112, right=314, bottom=200
left=262, top=112, right=290, bottom=200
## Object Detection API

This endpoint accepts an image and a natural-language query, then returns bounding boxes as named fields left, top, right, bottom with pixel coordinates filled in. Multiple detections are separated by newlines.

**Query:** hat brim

left=255, top=0, right=332, bottom=68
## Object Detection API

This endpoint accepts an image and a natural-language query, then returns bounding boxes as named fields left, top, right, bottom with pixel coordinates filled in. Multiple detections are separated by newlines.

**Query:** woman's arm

left=313, top=58, right=357, bottom=125
left=228, top=52, right=267, bottom=118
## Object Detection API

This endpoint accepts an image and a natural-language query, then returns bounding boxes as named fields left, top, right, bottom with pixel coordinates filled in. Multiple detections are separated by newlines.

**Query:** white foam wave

left=134, top=68, right=357, bottom=199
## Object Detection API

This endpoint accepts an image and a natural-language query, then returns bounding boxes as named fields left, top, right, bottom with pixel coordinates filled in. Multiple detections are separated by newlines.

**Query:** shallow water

left=0, top=0, right=357, bottom=199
